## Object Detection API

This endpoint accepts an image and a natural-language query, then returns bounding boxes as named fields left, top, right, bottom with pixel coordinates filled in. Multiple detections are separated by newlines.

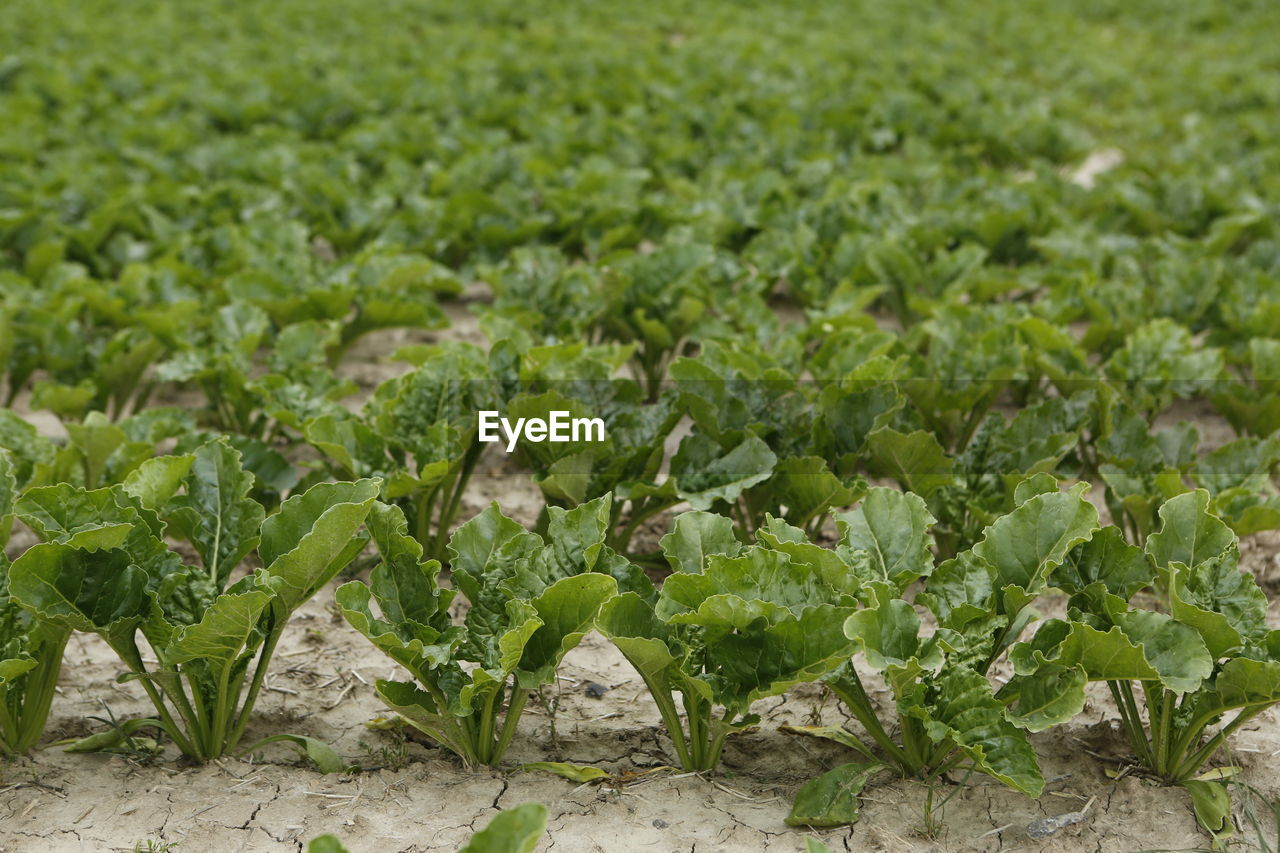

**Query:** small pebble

left=653, top=819, right=669, bottom=829
left=584, top=682, right=609, bottom=698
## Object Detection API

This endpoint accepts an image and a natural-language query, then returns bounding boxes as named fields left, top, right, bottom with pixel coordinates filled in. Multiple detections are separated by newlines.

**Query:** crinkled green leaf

left=164, top=589, right=272, bottom=665
left=1051, top=526, right=1151, bottom=601
left=765, top=456, right=860, bottom=528
left=659, top=548, right=852, bottom=622
left=909, top=665, right=1044, bottom=796
left=972, top=490, right=1098, bottom=592
left=864, top=427, right=954, bottom=499
left=121, top=454, right=194, bottom=510
left=258, top=479, right=379, bottom=613
left=7, top=543, right=148, bottom=638
left=165, top=439, right=265, bottom=585
left=1113, top=610, right=1213, bottom=693
left=843, top=597, right=923, bottom=671
left=518, top=573, right=617, bottom=684
left=1146, top=490, right=1234, bottom=573
left=669, top=433, right=776, bottom=511
left=836, top=487, right=935, bottom=592
left=660, top=510, right=741, bottom=574
left=1000, top=663, right=1087, bottom=732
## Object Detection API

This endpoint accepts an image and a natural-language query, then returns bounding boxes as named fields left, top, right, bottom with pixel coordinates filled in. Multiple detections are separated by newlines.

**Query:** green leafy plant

left=304, top=341, right=491, bottom=559
left=0, top=450, right=71, bottom=755
left=1104, top=319, right=1225, bottom=418
left=337, top=496, right=628, bottom=767
left=786, top=485, right=1100, bottom=824
left=7, top=439, right=378, bottom=762
left=1213, top=337, right=1280, bottom=437
left=1003, top=490, right=1280, bottom=839
left=667, top=340, right=860, bottom=538
left=599, top=510, right=860, bottom=771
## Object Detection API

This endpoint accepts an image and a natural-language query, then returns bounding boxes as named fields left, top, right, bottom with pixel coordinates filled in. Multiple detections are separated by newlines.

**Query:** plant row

left=3, top=437, right=1276, bottom=838
left=5, top=329, right=1278, bottom=572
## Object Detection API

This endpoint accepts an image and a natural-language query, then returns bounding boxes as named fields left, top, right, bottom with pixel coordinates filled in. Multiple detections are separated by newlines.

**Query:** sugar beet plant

left=599, top=511, right=862, bottom=771
left=0, top=451, right=71, bottom=755
left=784, top=484, right=1100, bottom=823
left=338, top=495, right=636, bottom=767
left=6, top=439, right=378, bottom=762
left=304, top=341, right=493, bottom=560
left=1003, top=490, right=1280, bottom=838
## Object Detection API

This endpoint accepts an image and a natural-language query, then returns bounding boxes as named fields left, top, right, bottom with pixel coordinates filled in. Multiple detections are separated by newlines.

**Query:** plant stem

left=434, top=447, right=483, bottom=558
left=111, top=638, right=199, bottom=759
left=414, top=483, right=442, bottom=554
left=826, top=669, right=912, bottom=771
left=182, top=670, right=214, bottom=758
left=490, top=688, right=528, bottom=767
left=1173, top=706, right=1268, bottom=781
left=641, top=677, right=692, bottom=770
left=1108, top=680, right=1152, bottom=766
left=475, top=683, right=502, bottom=765
left=210, top=661, right=235, bottom=760
left=226, top=622, right=285, bottom=754
left=615, top=499, right=672, bottom=554
left=13, top=628, right=69, bottom=751
left=1154, top=689, right=1174, bottom=777
left=682, top=691, right=706, bottom=768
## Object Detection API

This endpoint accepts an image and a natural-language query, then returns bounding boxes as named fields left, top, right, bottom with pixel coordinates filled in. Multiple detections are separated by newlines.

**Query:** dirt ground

left=3, top=304, right=1280, bottom=852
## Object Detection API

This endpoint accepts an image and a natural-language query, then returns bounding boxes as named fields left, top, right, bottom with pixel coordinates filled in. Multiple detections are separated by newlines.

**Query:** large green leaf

left=910, top=665, right=1044, bottom=796
left=165, top=440, right=264, bottom=585
left=517, top=573, right=617, bottom=683
left=1214, top=657, right=1280, bottom=710
left=164, top=589, right=272, bottom=665
left=121, top=455, right=194, bottom=510
left=659, top=548, right=853, bottom=622
left=843, top=596, right=924, bottom=671
left=1050, top=526, right=1151, bottom=601
left=972, top=489, right=1098, bottom=592
left=8, top=544, right=148, bottom=637
left=837, top=487, right=935, bottom=592
left=764, top=455, right=860, bottom=528
left=659, top=510, right=741, bottom=574
left=864, top=427, right=954, bottom=499
left=1113, top=610, right=1213, bottom=693
left=258, top=479, right=379, bottom=613
left=705, top=604, right=856, bottom=710
left=1146, top=490, right=1234, bottom=573
left=364, top=501, right=454, bottom=630
left=15, top=483, right=137, bottom=550
left=669, top=433, right=777, bottom=510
